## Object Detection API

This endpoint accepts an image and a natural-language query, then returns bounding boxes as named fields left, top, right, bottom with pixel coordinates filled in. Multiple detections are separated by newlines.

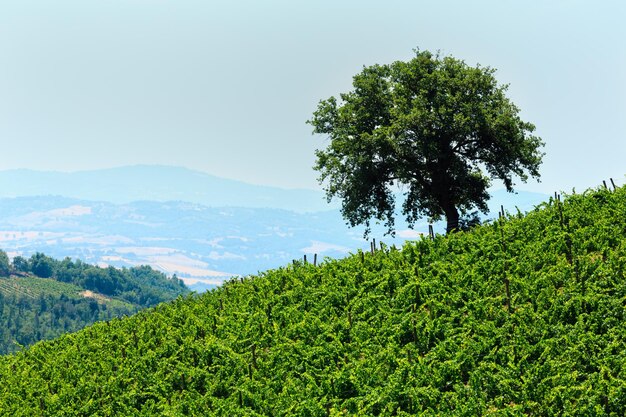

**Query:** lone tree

left=309, top=49, right=544, bottom=235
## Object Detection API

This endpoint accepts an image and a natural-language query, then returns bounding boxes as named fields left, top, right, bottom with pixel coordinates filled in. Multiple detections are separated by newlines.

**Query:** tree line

left=0, top=250, right=189, bottom=354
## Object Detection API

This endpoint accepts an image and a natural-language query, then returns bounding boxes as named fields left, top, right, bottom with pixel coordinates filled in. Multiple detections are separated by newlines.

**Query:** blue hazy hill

left=0, top=165, right=547, bottom=216
left=0, top=165, right=336, bottom=213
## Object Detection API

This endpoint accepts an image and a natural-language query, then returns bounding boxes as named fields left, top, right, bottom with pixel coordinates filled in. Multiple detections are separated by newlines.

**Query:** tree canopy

left=309, top=49, right=544, bottom=234
left=0, top=250, right=9, bottom=277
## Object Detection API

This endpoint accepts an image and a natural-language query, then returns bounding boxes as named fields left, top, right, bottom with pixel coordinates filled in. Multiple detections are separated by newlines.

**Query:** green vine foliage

left=1, top=186, right=626, bottom=415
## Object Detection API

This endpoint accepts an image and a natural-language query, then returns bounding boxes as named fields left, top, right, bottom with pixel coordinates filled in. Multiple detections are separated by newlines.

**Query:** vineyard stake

left=499, top=216, right=512, bottom=313
left=314, top=253, right=317, bottom=266
left=610, top=178, right=617, bottom=191
left=251, top=344, right=257, bottom=369
left=428, top=224, right=434, bottom=240
left=504, top=277, right=511, bottom=313
left=603, top=180, right=608, bottom=189
left=555, top=195, right=567, bottom=231
left=411, top=303, right=418, bottom=345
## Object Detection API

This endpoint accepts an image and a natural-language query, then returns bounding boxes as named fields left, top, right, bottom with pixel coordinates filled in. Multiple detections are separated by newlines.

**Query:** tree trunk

left=442, top=204, right=460, bottom=234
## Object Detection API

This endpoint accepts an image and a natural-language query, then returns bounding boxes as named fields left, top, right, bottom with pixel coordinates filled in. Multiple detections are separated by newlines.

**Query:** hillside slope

left=1, top=186, right=626, bottom=415
left=0, top=255, right=189, bottom=354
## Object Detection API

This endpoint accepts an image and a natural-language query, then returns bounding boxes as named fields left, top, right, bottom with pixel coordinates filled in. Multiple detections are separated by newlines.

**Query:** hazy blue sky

left=1, top=0, right=625, bottom=193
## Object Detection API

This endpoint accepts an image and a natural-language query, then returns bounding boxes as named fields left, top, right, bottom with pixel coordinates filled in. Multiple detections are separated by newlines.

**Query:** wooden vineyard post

left=428, top=224, right=434, bottom=240
left=499, top=217, right=512, bottom=313
left=411, top=303, right=418, bottom=346
left=313, top=253, right=317, bottom=266
left=610, top=178, right=617, bottom=191
left=251, top=344, right=257, bottom=369
left=554, top=194, right=574, bottom=265
left=504, top=277, right=511, bottom=313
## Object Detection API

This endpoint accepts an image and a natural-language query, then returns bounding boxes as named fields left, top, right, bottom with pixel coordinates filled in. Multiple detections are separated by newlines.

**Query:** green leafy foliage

left=0, top=249, right=9, bottom=277
left=11, top=255, right=29, bottom=273
left=309, top=49, right=544, bottom=234
left=30, top=252, right=54, bottom=278
left=1, top=186, right=626, bottom=415
left=0, top=255, right=189, bottom=354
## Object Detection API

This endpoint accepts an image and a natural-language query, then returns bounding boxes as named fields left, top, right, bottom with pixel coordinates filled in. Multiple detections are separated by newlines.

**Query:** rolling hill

left=0, top=165, right=334, bottom=213
left=0, top=184, right=625, bottom=414
left=0, top=254, right=189, bottom=354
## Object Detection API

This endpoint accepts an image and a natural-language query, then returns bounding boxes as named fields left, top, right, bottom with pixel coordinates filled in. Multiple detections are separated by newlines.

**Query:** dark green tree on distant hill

left=309, top=49, right=544, bottom=234
left=0, top=249, right=9, bottom=277
left=30, top=252, right=54, bottom=278
left=12, top=256, right=29, bottom=273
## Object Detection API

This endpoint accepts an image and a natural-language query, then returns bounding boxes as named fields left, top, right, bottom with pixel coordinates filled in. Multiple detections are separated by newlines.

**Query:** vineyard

left=1, top=185, right=626, bottom=415
left=0, top=276, right=85, bottom=300
left=0, top=259, right=189, bottom=354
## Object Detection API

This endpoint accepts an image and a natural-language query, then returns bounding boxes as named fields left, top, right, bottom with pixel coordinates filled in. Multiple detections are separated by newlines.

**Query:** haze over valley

left=0, top=166, right=548, bottom=291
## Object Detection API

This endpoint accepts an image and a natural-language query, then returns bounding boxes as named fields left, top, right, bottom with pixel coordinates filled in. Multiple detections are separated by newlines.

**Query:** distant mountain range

left=0, top=166, right=548, bottom=291
left=0, top=165, right=336, bottom=212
